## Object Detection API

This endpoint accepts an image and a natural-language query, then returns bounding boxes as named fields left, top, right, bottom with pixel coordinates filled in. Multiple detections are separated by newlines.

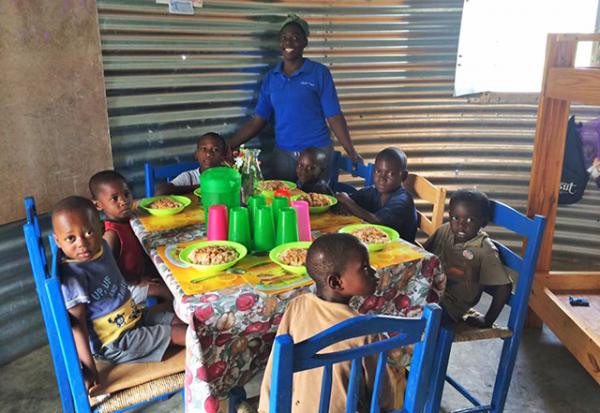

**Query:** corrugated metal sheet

left=0, top=215, right=52, bottom=365
left=3, top=0, right=599, bottom=366
left=97, top=0, right=600, bottom=269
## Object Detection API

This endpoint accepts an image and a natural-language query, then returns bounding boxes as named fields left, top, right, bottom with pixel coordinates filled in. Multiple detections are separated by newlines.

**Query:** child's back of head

left=306, top=233, right=376, bottom=302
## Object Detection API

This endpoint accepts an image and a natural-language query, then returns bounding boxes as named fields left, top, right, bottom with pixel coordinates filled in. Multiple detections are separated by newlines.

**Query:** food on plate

left=259, top=180, right=289, bottom=191
left=187, top=245, right=239, bottom=266
left=278, top=247, right=308, bottom=267
left=149, top=198, right=182, bottom=209
left=351, top=226, right=390, bottom=244
left=296, top=193, right=332, bottom=207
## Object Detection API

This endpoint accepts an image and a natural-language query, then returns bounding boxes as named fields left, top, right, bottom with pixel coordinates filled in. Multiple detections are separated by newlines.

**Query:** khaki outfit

left=423, top=223, right=512, bottom=321
left=258, top=293, right=398, bottom=413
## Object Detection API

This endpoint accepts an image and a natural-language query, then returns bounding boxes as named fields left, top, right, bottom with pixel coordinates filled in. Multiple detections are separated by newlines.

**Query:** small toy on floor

left=568, top=296, right=590, bottom=307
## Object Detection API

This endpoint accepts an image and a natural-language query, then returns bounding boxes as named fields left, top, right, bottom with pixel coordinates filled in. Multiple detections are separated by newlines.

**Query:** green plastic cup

left=276, top=207, right=299, bottom=246
left=253, top=205, right=275, bottom=252
left=247, top=194, right=266, bottom=232
left=272, top=196, right=289, bottom=228
left=228, top=207, right=252, bottom=249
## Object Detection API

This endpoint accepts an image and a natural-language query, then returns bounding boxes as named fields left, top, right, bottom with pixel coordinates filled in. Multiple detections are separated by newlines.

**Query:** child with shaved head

left=258, top=233, right=395, bottom=412
left=336, top=147, right=418, bottom=243
left=52, top=196, right=185, bottom=391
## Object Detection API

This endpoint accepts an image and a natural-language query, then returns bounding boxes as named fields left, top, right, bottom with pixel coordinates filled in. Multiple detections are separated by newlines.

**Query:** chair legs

left=489, top=335, right=520, bottom=413
left=427, top=331, right=523, bottom=413
left=425, top=327, right=454, bottom=413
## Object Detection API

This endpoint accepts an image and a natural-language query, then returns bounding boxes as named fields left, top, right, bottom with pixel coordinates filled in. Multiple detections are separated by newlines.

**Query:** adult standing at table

left=228, top=14, right=363, bottom=182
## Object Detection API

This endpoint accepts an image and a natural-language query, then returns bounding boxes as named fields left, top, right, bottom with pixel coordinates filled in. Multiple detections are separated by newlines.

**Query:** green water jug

left=200, top=167, right=241, bottom=221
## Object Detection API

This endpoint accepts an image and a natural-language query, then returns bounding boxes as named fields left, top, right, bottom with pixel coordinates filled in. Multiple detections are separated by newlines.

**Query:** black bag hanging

left=558, top=116, right=589, bottom=205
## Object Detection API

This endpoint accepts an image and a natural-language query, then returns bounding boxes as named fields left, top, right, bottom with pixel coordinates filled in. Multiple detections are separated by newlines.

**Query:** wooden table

left=131, top=194, right=446, bottom=412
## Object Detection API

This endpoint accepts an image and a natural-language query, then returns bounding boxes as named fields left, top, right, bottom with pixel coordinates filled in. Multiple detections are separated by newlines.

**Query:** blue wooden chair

left=329, top=150, right=374, bottom=194
left=23, top=197, right=186, bottom=412
left=270, top=304, right=442, bottom=413
left=425, top=200, right=546, bottom=413
left=144, top=161, right=199, bottom=197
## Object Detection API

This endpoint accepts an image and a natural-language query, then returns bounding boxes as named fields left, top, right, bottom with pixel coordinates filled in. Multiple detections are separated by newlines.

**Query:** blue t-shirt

left=350, top=186, right=418, bottom=243
left=254, top=58, right=342, bottom=152
left=59, top=241, right=133, bottom=353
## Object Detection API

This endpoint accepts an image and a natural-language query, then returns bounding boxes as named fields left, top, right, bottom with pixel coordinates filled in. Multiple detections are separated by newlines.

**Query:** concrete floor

left=1, top=302, right=599, bottom=412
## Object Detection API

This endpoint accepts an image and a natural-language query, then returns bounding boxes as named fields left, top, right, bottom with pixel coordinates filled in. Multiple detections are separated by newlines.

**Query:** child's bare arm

left=103, top=230, right=121, bottom=260
left=154, top=182, right=196, bottom=196
left=68, top=304, right=99, bottom=392
left=335, top=193, right=383, bottom=225
left=466, top=284, right=511, bottom=328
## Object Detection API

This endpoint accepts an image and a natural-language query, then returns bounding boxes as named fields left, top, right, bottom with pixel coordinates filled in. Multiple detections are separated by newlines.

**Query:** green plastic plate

left=291, top=194, right=338, bottom=214
left=269, top=241, right=312, bottom=275
left=138, top=195, right=191, bottom=217
left=338, top=224, right=399, bottom=251
left=257, top=180, right=297, bottom=198
left=179, top=240, right=247, bottom=276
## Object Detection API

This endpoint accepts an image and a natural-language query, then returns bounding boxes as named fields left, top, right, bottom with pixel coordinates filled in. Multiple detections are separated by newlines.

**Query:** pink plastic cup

left=292, top=200, right=312, bottom=242
left=207, top=204, right=228, bottom=241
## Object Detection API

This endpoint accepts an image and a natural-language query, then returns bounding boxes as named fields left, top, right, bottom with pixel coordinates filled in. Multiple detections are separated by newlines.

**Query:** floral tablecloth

left=131, top=195, right=446, bottom=413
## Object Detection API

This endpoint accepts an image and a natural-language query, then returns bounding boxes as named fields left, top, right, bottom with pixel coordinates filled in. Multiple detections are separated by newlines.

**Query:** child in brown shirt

left=423, top=189, right=512, bottom=327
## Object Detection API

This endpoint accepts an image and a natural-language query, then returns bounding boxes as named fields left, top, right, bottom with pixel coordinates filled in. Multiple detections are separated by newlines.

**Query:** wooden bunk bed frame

left=527, top=33, right=600, bottom=385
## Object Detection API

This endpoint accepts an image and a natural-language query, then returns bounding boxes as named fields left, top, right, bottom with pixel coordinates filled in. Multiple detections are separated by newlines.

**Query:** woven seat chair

left=23, top=197, right=185, bottom=413
left=425, top=200, right=546, bottom=413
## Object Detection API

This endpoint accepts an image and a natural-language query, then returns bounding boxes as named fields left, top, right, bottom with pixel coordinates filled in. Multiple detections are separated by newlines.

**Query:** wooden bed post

left=525, top=34, right=577, bottom=327
left=525, top=33, right=600, bottom=385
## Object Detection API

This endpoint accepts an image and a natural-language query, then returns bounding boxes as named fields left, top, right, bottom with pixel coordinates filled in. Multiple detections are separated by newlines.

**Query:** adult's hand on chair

left=348, top=150, right=364, bottom=166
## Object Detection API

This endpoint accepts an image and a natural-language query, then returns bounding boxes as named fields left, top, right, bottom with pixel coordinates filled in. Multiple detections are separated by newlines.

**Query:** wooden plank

left=555, top=33, right=600, bottom=42
left=529, top=280, right=600, bottom=385
left=526, top=35, right=577, bottom=271
left=536, top=271, right=600, bottom=290
left=546, top=68, right=600, bottom=105
left=555, top=292, right=600, bottom=338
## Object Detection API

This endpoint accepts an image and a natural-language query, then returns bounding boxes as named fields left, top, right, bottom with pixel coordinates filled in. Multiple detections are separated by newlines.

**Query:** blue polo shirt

left=350, top=186, right=418, bottom=243
left=254, top=58, right=342, bottom=152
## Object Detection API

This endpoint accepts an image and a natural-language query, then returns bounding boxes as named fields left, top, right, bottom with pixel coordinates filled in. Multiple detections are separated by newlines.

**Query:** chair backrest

left=23, top=198, right=90, bottom=412
left=329, top=151, right=374, bottom=194
left=403, top=173, right=446, bottom=236
left=488, top=201, right=546, bottom=334
left=270, top=304, right=441, bottom=413
left=144, top=161, right=200, bottom=197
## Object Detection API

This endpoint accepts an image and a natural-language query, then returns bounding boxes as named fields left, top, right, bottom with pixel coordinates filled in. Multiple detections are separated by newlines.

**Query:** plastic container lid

left=200, top=167, right=241, bottom=193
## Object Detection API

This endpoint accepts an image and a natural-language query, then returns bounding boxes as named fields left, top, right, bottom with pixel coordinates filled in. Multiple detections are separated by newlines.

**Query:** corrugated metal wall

left=2, top=0, right=599, bottom=365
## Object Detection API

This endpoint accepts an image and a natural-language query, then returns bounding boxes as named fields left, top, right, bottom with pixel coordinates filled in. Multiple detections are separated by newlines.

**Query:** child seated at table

left=156, top=132, right=227, bottom=195
left=258, top=233, right=395, bottom=413
left=52, top=196, right=186, bottom=391
left=335, top=147, right=418, bottom=243
left=423, top=189, right=512, bottom=327
left=296, top=147, right=334, bottom=195
left=89, top=170, right=173, bottom=308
